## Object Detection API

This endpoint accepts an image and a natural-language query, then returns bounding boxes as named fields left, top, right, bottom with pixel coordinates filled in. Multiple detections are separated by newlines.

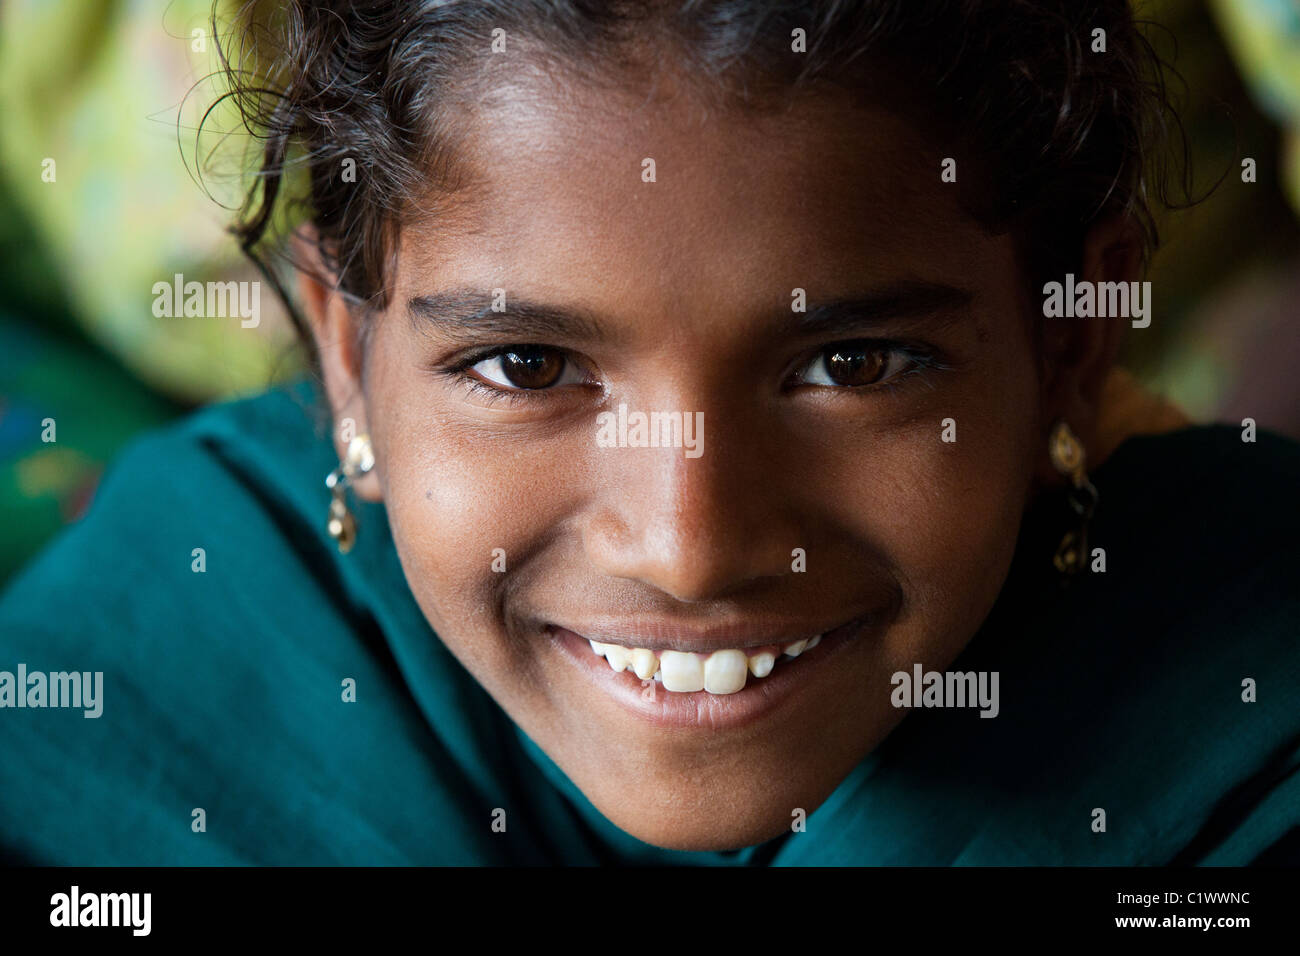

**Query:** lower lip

left=549, top=616, right=874, bottom=731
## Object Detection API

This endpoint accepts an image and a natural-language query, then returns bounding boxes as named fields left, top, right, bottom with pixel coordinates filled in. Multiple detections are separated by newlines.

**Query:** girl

left=1, top=0, right=1296, bottom=865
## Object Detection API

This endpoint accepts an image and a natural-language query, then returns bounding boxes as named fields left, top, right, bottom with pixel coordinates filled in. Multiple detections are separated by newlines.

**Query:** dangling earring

left=325, top=434, right=375, bottom=554
left=1048, top=420, right=1098, bottom=576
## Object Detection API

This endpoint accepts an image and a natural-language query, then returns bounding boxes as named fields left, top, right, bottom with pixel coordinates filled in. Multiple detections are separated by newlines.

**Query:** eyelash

left=461, top=374, right=545, bottom=407
left=437, top=341, right=950, bottom=405
left=789, top=342, right=950, bottom=396
left=440, top=347, right=591, bottom=408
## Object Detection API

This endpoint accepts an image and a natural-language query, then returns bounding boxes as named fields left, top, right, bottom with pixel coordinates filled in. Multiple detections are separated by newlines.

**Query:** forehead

left=397, top=65, right=1000, bottom=306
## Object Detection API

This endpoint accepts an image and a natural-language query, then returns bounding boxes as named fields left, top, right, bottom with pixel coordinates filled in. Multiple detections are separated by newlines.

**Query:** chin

left=573, top=752, right=846, bottom=852
left=605, top=799, right=796, bottom=853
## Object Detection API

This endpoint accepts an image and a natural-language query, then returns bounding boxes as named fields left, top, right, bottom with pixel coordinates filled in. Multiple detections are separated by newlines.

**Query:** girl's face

left=322, top=70, right=1048, bottom=850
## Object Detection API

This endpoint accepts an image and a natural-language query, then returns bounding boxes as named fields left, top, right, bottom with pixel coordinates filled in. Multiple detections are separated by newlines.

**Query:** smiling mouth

left=553, top=614, right=872, bottom=695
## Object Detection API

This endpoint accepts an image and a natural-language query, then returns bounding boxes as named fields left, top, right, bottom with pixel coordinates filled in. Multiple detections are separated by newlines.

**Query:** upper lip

left=550, top=611, right=875, bottom=653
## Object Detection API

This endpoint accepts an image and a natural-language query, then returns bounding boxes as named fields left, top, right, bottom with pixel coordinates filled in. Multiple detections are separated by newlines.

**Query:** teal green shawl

left=1, top=383, right=1296, bottom=864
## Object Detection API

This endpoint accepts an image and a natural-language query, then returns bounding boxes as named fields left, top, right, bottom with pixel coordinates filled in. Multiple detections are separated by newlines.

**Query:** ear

left=1035, top=215, right=1143, bottom=479
left=293, top=228, right=382, bottom=502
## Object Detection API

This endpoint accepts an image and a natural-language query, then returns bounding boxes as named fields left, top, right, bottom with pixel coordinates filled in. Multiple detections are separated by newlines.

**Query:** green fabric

left=0, top=307, right=179, bottom=584
left=1, top=382, right=1296, bottom=865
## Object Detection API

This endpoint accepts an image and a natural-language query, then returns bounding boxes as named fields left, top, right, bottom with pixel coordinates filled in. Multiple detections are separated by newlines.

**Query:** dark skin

left=298, top=66, right=1136, bottom=851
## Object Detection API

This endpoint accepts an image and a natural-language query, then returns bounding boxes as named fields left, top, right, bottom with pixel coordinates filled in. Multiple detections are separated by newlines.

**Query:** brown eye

left=795, top=341, right=921, bottom=390
left=500, top=347, right=564, bottom=388
left=469, top=345, right=584, bottom=391
left=823, top=345, right=888, bottom=386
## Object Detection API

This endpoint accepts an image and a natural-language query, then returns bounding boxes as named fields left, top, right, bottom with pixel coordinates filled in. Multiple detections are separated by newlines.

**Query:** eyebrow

left=408, top=288, right=605, bottom=341
left=406, top=279, right=974, bottom=342
left=794, top=280, right=974, bottom=336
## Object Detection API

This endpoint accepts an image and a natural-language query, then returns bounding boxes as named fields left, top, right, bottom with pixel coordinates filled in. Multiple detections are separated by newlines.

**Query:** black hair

left=211, top=0, right=1191, bottom=364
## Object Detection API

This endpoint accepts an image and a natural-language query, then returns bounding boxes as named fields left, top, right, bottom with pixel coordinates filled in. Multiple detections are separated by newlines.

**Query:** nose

left=582, top=409, right=801, bottom=603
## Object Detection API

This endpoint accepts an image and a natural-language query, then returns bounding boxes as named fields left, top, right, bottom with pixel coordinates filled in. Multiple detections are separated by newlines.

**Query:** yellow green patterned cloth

left=1210, top=0, right=1300, bottom=212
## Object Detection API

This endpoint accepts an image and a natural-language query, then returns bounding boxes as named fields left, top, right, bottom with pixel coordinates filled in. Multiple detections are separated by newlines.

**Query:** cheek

left=869, top=427, right=1033, bottom=617
left=364, top=368, right=585, bottom=687
left=843, top=353, right=1041, bottom=656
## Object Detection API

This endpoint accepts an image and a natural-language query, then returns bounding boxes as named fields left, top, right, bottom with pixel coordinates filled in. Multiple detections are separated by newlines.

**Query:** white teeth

left=581, top=629, right=830, bottom=694
left=659, top=650, right=706, bottom=692
left=704, top=650, right=748, bottom=695
left=747, top=651, right=776, bottom=678
left=604, top=645, right=630, bottom=672
left=630, top=647, right=658, bottom=680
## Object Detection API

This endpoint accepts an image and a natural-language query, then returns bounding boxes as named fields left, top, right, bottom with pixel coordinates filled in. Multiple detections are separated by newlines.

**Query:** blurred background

left=1, top=0, right=1298, bottom=584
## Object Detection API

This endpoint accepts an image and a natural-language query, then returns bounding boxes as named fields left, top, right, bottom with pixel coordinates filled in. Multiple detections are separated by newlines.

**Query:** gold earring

left=325, top=434, right=375, bottom=554
left=1048, top=420, right=1098, bottom=575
